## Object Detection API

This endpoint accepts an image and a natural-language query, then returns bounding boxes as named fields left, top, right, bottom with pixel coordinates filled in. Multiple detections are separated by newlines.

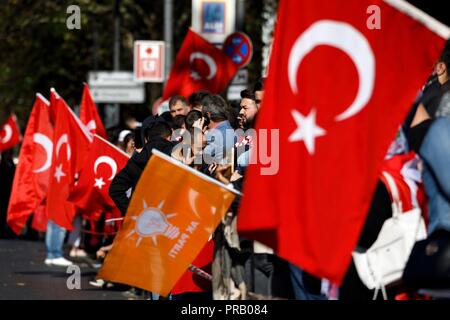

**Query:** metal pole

left=111, top=0, right=121, bottom=129
left=236, top=0, right=245, bottom=31
left=164, top=0, right=173, bottom=84
left=114, top=0, right=121, bottom=71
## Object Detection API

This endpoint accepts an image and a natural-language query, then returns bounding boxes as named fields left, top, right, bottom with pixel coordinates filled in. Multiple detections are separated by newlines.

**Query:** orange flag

left=97, top=149, right=238, bottom=296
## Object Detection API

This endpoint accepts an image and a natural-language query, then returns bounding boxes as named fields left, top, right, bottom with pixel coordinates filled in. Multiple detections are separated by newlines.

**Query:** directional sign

left=88, top=71, right=145, bottom=104
left=90, top=87, right=145, bottom=104
left=223, top=32, right=253, bottom=68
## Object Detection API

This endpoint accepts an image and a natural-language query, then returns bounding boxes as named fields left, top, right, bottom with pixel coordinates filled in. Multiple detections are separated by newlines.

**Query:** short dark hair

left=253, top=78, right=265, bottom=92
left=144, top=121, right=172, bottom=141
left=438, top=47, right=450, bottom=71
left=240, top=88, right=256, bottom=101
left=201, top=94, right=229, bottom=122
left=159, top=111, right=174, bottom=125
left=169, top=95, right=187, bottom=109
left=173, top=114, right=186, bottom=129
left=185, top=110, right=203, bottom=129
left=188, top=90, right=211, bottom=109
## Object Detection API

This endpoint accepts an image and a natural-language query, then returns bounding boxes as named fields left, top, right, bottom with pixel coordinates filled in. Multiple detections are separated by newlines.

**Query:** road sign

left=88, top=71, right=139, bottom=86
left=227, top=69, right=248, bottom=101
left=227, top=84, right=247, bottom=101
left=134, top=41, right=165, bottom=82
left=88, top=71, right=145, bottom=104
left=90, top=87, right=145, bottom=104
left=231, top=68, right=248, bottom=85
left=192, top=0, right=236, bottom=44
left=223, top=32, right=253, bottom=68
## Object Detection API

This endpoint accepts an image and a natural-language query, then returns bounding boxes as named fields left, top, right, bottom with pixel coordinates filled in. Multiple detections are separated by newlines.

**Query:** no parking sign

left=223, top=32, right=253, bottom=68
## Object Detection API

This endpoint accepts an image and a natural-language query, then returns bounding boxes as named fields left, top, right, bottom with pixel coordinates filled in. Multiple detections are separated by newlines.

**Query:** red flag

left=237, top=0, right=449, bottom=284
left=80, top=84, right=108, bottom=139
left=7, top=94, right=53, bottom=234
left=46, top=92, right=92, bottom=230
left=162, top=29, right=239, bottom=100
left=0, top=114, right=21, bottom=152
left=68, top=135, right=129, bottom=213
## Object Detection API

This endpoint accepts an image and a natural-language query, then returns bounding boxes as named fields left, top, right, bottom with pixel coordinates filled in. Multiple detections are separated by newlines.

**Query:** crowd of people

left=1, top=40, right=450, bottom=300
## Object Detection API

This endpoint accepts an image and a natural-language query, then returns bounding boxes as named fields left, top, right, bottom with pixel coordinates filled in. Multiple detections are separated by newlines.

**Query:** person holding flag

left=44, top=89, right=92, bottom=267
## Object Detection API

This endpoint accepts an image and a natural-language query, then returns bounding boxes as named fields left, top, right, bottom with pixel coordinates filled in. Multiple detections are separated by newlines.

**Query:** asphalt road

left=0, top=239, right=130, bottom=300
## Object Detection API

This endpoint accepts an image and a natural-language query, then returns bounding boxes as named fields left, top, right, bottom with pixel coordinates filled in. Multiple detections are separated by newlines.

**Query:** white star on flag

left=288, top=108, right=326, bottom=155
left=94, top=177, right=106, bottom=189
left=54, top=164, right=66, bottom=183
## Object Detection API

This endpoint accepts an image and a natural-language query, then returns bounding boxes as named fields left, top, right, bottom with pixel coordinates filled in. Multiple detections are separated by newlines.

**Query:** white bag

left=352, top=171, right=427, bottom=299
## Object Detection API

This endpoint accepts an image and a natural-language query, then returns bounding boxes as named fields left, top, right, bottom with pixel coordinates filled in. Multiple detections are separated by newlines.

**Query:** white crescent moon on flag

left=94, top=156, right=117, bottom=180
left=0, top=124, right=12, bottom=144
left=86, top=120, right=96, bottom=132
left=288, top=20, right=375, bottom=122
left=190, top=52, right=217, bottom=80
left=56, top=134, right=71, bottom=160
left=33, top=133, right=53, bottom=173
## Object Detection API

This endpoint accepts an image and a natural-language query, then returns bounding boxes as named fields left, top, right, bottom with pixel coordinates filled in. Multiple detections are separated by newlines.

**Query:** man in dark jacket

left=109, top=120, right=175, bottom=215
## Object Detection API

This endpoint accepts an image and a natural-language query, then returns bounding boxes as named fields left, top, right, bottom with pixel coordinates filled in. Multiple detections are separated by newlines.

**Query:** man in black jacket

left=109, top=120, right=175, bottom=215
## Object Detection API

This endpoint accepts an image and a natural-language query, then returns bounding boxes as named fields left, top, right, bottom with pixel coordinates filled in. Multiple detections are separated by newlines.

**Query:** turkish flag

left=46, top=92, right=93, bottom=230
left=0, top=114, right=22, bottom=152
left=7, top=94, right=53, bottom=234
left=68, top=135, right=129, bottom=213
left=237, top=0, right=448, bottom=284
left=162, top=29, right=239, bottom=100
left=80, top=84, right=108, bottom=139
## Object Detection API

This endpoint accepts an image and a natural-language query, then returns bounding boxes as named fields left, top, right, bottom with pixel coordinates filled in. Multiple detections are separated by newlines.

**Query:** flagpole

left=383, top=0, right=450, bottom=39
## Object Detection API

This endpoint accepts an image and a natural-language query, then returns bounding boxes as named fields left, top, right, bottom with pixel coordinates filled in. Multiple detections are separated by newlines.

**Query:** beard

left=243, top=113, right=258, bottom=130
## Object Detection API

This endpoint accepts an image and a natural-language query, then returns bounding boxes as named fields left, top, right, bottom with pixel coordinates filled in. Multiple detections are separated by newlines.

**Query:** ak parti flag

left=0, top=113, right=21, bottom=152
left=80, top=84, right=108, bottom=139
left=237, top=0, right=449, bottom=284
left=7, top=94, right=53, bottom=234
left=68, top=134, right=129, bottom=213
left=97, top=150, right=237, bottom=296
left=46, top=91, right=92, bottom=230
left=162, top=29, right=239, bottom=100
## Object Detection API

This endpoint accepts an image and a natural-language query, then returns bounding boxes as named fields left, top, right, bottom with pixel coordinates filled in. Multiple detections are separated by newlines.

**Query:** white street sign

left=231, top=68, right=248, bottom=85
left=90, top=87, right=145, bottom=104
left=88, top=71, right=138, bottom=87
left=227, top=84, right=247, bottom=101
left=88, top=71, right=145, bottom=104
left=134, top=41, right=165, bottom=82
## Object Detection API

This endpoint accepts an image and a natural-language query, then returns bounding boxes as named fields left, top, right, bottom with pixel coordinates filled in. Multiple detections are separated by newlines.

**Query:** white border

left=94, top=133, right=131, bottom=159
left=383, top=0, right=450, bottom=39
left=36, top=93, right=50, bottom=106
left=133, top=40, right=165, bottom=83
